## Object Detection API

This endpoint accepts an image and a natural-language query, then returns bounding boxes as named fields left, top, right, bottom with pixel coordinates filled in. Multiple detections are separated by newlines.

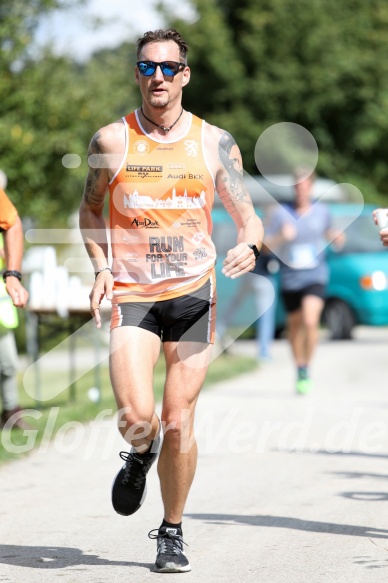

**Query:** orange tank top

left=108, top=111, right=217, bottom=303
left=0, top=189, right=18, bottom=231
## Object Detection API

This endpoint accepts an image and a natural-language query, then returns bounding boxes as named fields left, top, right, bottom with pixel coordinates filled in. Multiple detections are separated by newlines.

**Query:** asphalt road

left=1, top=327, right=388, bottom=582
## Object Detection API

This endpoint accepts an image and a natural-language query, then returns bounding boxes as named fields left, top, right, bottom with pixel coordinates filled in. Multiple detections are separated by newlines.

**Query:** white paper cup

left=375, top=209, right=388, bottom=229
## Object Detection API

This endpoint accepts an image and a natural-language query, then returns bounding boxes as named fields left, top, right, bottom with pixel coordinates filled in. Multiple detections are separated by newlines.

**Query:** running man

left=266, top=169, right=343, bottom=394
left=79, top=28, right=263, bottom=573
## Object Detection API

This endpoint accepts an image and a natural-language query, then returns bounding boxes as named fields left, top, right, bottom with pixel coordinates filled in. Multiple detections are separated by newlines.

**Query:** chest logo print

left=184, top=139, right=199, bottom=157
left=133, top=140, right=150, bottom=155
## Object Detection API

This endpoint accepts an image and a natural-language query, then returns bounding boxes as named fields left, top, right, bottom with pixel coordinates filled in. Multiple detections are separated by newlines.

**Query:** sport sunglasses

left=137, top=60, right=186, bottom=77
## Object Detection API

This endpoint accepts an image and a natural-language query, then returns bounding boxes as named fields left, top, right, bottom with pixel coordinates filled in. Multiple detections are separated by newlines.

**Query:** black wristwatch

left=247, top=244, right=261, bottom=262
left=3, top=270, right=22, bottom=282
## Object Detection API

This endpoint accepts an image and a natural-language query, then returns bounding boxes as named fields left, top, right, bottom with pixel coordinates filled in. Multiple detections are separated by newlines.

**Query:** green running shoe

left=296, top=377, right=313, bottom=394
left=296, top=367, right=312, bottom=394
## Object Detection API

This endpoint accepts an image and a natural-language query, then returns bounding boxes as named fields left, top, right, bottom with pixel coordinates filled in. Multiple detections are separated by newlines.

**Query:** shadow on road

left=0, top=545, right=153, bottom=570
left=277, top=449, right=388, bottom=460
left=340, top=491, right=388, bottom=501
left=185, top=513, right=388, bottom=539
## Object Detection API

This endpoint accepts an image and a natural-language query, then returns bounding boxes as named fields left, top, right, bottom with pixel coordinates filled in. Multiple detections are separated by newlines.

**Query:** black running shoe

left=111, top=433, right=161, bottom=516
left=149, top=526, right=191, bottom=573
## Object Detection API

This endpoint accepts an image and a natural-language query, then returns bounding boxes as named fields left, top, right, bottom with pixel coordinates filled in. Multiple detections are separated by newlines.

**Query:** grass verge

left=0, top=351, right=257, bottom=465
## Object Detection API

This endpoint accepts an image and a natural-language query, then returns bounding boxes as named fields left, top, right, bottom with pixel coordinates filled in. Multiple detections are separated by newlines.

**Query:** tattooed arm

left=214, top=128, right=264, bottom=279
left=79, top=127, right=113, bottom=327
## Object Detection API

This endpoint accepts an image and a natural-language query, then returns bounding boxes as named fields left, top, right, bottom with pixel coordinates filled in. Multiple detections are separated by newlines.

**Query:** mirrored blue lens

left=137, top=61, right=183, bottom=77
left=138, top=62, right=155, bottom=76
left=161, top=64, right=176, bottom=76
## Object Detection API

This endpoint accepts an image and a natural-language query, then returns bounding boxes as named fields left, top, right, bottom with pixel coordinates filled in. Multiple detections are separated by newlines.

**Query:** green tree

left=0, top=0, right=66, bottom=68
left=4, top=0, right=388, bottom=225
left=0, top=1, right=141, bottom=225
left=167, top=0, right=388, bottom=202
left=0, top=1, right=83, bottom=223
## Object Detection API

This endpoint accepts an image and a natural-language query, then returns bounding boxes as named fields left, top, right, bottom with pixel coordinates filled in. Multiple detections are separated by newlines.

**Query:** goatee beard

left=148, top=97, right=168, bottom=109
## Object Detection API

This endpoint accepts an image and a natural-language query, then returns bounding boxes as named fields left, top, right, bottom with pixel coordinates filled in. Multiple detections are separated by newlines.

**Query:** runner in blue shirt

left=267, top=168, right=343, bottom=394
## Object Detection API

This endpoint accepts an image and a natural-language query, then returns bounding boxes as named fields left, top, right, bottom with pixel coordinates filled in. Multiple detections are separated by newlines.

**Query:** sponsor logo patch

left=133, top=140, right=150, bottom=155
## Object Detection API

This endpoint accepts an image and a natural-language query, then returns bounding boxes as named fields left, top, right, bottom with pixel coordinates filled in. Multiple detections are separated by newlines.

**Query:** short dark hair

left=136, top=29, right=189, bottom=63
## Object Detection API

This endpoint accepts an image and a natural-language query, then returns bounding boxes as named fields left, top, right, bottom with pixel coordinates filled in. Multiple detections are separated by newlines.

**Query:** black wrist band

left=247, top=244, right=261, bottom=261
left=94, top=266, right=112, bottom=279
left=3, top=270, right=22, bottom=282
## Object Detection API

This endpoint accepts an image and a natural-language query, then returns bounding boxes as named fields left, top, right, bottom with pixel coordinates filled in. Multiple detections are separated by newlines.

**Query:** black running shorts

left=111, top=278, right=217, bottom=343
left=282, top=283, right=326, bottom=313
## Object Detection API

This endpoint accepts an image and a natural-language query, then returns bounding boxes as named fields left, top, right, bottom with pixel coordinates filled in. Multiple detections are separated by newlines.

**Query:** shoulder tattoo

left=83, top=131, right=106, bottom=207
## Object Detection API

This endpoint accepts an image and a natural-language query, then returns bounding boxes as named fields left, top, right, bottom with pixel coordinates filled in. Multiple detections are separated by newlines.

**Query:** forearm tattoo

left=218, top=131, right=251, bottom=213
left=82, top=131, right=106, bottom=208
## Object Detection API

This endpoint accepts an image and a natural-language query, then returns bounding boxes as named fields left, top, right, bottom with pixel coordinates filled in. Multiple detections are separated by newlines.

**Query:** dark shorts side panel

left=282, top=283, right=326, bottom=313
